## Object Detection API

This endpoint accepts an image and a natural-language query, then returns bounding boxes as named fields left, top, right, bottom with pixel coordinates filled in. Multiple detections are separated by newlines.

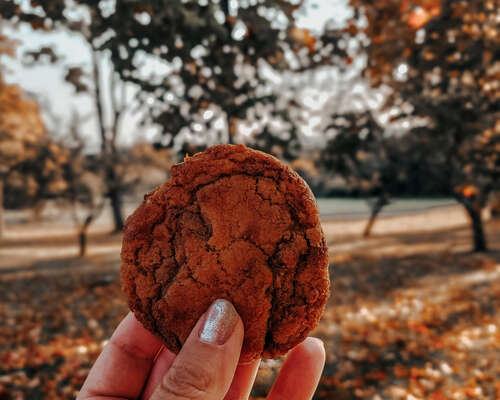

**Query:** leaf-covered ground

left=0, top=216, right=499, bottom=399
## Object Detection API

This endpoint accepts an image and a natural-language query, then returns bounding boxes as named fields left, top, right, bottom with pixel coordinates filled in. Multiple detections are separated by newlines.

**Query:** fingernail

left=200, top=299, right=238, bottom=345
left=308, top=337, right=325, bottom=349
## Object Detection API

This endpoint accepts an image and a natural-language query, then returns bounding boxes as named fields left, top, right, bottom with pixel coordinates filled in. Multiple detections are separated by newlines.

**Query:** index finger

left=78, top=312, right=163, bottom=399
left=267, top=337, right=325, bottom=400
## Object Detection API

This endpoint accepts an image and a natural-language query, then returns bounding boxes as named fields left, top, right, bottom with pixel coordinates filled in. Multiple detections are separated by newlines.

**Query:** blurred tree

left=0, top=76, right=47, bottom=237
left=66, top=161, right=105, bottom=258
left=343, top=0, right=500, bottom=251
left=0, top=2, right=138, bottom=232
left=0, top=0, right=318, bottom=229
left=4, top=140, right=68, bottom=212
left=320, top=110, right=410, bottom=237
left=57, top=111, right=168, bottom=256
left=61, top=113, right=105, bottom=258
left=102, top=0, right=315, bottom=150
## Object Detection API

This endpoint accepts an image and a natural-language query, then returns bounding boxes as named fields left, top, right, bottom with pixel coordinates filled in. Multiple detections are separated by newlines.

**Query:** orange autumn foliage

left=290, top=27, right=316, bottom=53
left=401, top=0, right=442, bottom=29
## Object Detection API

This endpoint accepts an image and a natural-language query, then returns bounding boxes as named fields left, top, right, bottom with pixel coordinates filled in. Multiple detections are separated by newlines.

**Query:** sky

left=1, top=0, right=355, bottom=150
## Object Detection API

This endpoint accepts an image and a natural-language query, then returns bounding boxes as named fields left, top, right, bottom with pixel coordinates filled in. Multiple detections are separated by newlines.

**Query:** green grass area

left=317, top=198, right=456, bottom=219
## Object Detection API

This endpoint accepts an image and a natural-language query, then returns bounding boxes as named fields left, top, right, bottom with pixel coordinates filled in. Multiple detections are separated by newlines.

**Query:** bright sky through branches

left=1, top=1, right=351, bottom=149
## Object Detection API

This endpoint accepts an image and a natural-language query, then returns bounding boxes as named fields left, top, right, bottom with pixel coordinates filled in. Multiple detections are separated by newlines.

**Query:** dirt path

left=1, top=204, right=492, bottom=273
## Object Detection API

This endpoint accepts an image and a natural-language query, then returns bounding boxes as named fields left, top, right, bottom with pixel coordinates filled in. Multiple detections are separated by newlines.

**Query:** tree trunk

left=363, top=209, right=380, bottom=238
left=227, top=115, right=235, bottom=144
left=0, top=178, right=4, bottom=239
left=463, top=204, right=488, bottom=252
left=78, top=228, right=87, bottom=258
left=91, top=49, right=108, bottom=154
left=78, top=216, right=91, bottom=258
left=109, top=184, right=124, bottom=233
left=91, top=48, right=125, bottom=233
left=363, top=195, right=389, bottom=238
left=78, top=213, right=98, bottom=257
left=105, top=157, right=124, bottom=233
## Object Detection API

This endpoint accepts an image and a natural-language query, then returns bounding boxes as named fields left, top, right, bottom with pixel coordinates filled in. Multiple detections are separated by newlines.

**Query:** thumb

left=150, top=299, right=244, bottom=400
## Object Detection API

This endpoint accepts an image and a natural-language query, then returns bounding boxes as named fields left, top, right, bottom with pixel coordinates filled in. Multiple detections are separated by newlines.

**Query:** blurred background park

left=0, top=0, right=499, bottom=398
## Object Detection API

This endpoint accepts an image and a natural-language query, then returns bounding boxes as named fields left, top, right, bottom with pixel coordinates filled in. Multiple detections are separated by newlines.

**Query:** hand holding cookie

left=78, top=301, right=325, bottom=400
left=80, top=145, right=330, bottom=399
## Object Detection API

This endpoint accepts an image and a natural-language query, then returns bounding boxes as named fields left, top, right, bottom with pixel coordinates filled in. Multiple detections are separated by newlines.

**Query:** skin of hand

left=77, top=299, right=325, bottom=400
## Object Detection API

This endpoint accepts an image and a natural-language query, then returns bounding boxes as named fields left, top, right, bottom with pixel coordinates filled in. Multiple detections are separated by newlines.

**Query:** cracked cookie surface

left=121, top=144, right=330, bottom=361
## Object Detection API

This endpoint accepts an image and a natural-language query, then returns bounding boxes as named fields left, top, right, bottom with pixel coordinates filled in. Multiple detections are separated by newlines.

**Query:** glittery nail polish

left=200, top=299, right=238, bottom=345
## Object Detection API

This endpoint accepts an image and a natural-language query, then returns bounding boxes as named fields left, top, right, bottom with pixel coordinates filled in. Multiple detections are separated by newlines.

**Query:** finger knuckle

left=160, top=362, right=215, bottom=398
